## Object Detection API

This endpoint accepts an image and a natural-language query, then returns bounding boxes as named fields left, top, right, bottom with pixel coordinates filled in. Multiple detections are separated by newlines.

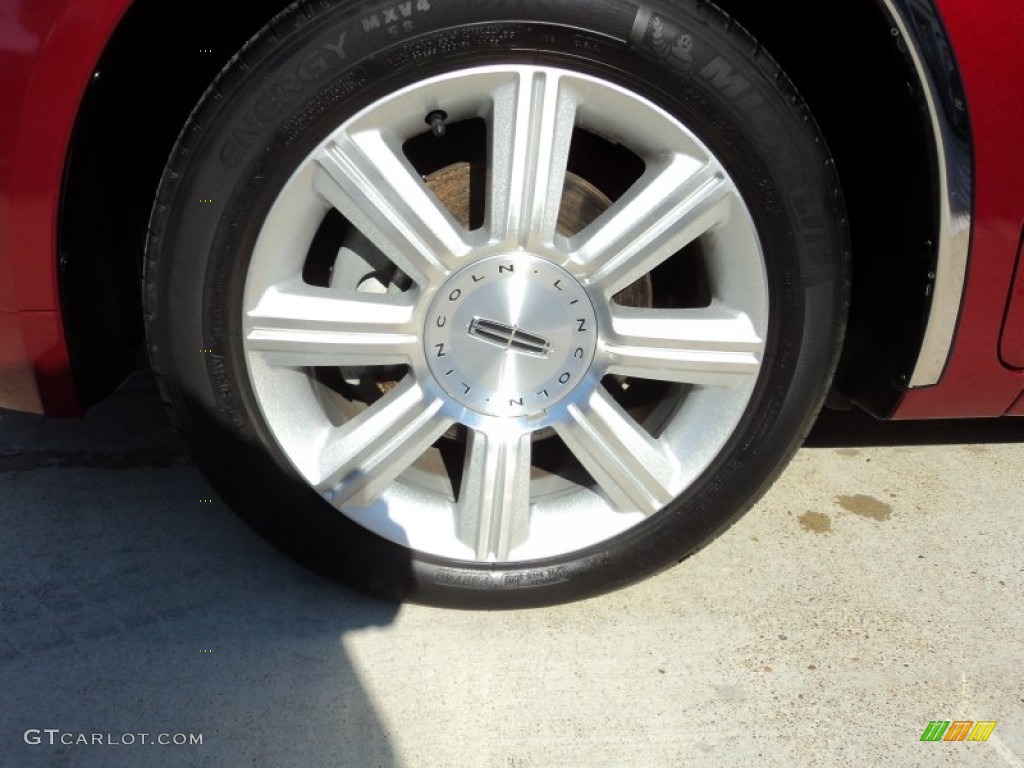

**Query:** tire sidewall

left=147, top=0, right=848, bottom=608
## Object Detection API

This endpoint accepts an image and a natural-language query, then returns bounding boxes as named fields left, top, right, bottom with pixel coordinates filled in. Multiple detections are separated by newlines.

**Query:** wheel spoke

left=555, top=389, right=682, bottom=515
left=488, top=70, right=577, bottom=249
left=456, top=428, right=533, bottom=561
left=602, top=304, right=764, bottom=387
left=569, top=156, right=733, bottom=297
left=314, top=134, right=469, bottom=286
left=315, top=377, right=453, bottom=507
left=245, top=280, right=419, bottom=368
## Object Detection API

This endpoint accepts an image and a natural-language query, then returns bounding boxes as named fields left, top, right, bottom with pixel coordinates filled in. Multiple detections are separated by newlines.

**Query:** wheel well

left=713, top=0, right=940, bottom=416
left=61, top=0, right=940, bottom=415
left=59, top=0, right=291, bottom=406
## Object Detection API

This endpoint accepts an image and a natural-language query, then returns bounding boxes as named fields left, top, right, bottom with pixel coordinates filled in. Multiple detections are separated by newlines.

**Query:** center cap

left=424, top=255, right=598, bottom=417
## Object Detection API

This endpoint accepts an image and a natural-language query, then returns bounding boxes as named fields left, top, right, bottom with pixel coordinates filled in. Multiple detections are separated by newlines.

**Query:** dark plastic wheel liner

left=144, top=0, right=849, bottom=608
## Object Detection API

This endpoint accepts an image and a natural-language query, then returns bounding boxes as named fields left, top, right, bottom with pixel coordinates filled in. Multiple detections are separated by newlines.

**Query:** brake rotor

left=363, top=162, right=652, bottom=446
left=423, top=162, right=654, bottom=308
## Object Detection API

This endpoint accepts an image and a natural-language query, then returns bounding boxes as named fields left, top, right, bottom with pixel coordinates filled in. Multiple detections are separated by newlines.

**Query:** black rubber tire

left=144, top=0, right=849, bottom=608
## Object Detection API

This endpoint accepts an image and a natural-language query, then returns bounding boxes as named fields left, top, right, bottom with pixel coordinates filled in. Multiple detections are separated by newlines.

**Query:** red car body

left=1, top=0, right=1022, bottom=419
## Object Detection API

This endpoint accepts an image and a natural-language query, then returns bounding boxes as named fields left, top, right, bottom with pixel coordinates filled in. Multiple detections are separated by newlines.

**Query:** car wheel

left=145, top=0, right=848, bottom=607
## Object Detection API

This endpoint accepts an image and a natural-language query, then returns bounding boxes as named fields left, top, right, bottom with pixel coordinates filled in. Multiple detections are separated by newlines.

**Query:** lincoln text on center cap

left=424, top=255, right=598, bottom=418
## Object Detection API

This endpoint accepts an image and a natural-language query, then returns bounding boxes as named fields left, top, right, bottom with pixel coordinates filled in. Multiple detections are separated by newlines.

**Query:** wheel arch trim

left=880, top=0, right=973, bottom=388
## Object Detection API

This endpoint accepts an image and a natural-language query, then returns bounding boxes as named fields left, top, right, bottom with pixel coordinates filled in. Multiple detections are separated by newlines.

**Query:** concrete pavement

left=1, top=373, right=1022, bottom=767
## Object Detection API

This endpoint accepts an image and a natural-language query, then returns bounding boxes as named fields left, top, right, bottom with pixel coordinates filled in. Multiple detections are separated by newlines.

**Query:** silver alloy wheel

left=242, top=65, right=769, bottom=563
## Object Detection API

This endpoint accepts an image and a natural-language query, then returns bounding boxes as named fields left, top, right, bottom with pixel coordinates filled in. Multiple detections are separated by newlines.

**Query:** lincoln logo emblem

left=468, top=317, right=552, bottom=358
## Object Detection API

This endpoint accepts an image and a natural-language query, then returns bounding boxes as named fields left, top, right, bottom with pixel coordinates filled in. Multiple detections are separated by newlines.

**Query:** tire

left=145, top=0, right=848, bottom=608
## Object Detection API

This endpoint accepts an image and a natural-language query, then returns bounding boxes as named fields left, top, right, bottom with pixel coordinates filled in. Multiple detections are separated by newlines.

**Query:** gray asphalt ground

left=1, top=373, right=1022, bottom=767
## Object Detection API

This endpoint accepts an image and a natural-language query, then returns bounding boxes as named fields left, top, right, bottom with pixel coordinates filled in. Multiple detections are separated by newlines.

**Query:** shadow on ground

left=0, top=374, right=400, bottom=767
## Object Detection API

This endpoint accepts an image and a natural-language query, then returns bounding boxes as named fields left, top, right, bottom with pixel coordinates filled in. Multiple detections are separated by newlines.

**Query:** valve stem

left=425, top=109, right=448, bottom=138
